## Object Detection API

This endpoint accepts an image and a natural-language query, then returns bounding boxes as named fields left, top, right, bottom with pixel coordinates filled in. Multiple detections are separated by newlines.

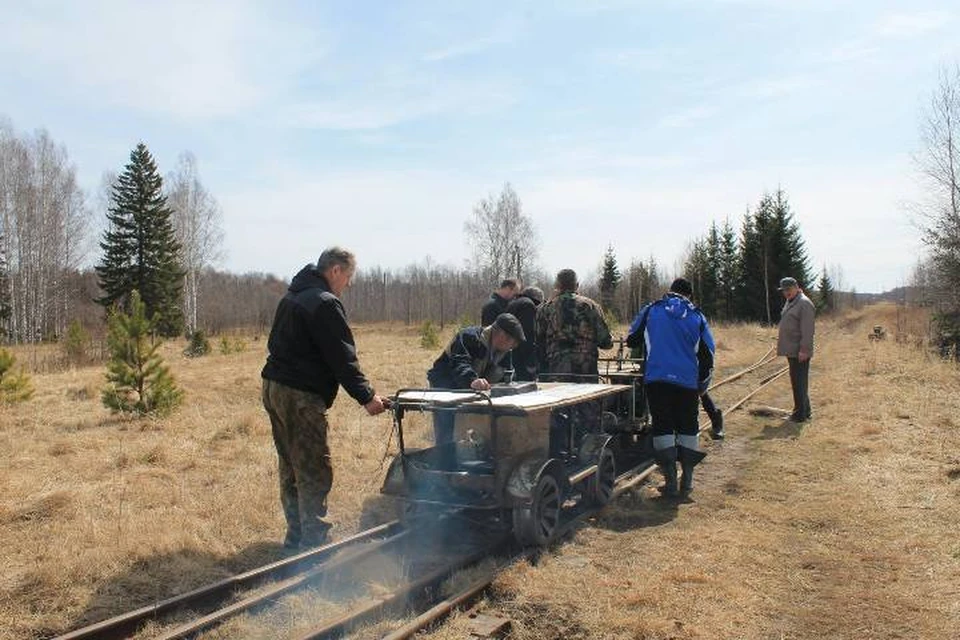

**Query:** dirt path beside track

left=419, top=306, right=960, bottom=640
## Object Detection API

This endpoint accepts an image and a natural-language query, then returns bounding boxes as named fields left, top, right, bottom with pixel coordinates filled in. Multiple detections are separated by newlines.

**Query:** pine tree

left=96, top=143, right=185, bottom=337
left=599, top=245, right=622, bottom=318
left=816, top=267, right=835, bottom=313
left=0, top=347, right=34, bottom=403
left=102, top=290, right=183, bottom=416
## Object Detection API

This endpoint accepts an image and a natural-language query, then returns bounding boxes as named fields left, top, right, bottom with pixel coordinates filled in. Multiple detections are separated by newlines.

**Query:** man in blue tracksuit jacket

left=627, top=278, right=715, bottom=498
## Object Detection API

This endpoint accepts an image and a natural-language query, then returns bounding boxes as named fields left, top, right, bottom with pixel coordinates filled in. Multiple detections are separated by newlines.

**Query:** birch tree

left=463, top=183, right=540, bottom=284
left=0, top=121, right=90, bottom=343
left=916, top=64, right=960, bottom=309
left=166, top=152, right=224, bottom=333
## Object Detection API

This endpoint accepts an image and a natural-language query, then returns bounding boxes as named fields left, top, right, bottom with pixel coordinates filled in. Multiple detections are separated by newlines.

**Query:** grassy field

left=1, top=304, right=958, bottom=639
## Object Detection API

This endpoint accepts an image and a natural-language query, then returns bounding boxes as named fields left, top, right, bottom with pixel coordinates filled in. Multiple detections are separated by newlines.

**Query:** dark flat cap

left=493, top=313, right=525, bottom=343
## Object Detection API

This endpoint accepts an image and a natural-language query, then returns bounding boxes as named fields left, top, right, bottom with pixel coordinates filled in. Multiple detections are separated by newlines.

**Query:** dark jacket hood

left=289, top=265, right=330, bottom=294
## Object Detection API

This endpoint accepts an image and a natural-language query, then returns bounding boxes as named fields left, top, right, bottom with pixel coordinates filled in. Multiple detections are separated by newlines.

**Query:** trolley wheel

left=585, top=448, right=616, bottom=507
left=512, top=472, right=562, bottom=546
left=395, top=499, right=432, bottom=525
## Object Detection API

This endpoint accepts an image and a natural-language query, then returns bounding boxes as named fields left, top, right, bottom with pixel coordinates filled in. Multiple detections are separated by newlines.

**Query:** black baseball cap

left=778, top=277, right=798, bottom=290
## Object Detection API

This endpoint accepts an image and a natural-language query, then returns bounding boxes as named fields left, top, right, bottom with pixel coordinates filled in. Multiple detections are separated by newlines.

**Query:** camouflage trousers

left=261, top=378, right=333, bottom=548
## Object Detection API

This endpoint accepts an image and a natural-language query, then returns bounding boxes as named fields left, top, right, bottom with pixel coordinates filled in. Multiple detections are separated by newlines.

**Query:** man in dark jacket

left=627, top=278, right=715, bottom=498
left=262, top=247, right=388, bottom=549
left=427, top=313, right=525, bottom=445
left=480, top=278, right=520, bottom=326
left=505, top=286, right=543, bottom=381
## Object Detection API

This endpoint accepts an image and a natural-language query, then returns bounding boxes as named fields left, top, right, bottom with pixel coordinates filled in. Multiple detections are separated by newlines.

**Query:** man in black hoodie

left=262, top=247, right=388, bottom=549
left=480, top=278, right=520, bottom=326
left=505, top=286, right=543, bottom=381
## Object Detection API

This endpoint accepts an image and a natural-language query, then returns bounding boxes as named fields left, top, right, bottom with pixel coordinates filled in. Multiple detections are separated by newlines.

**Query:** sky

left=1, top=0, right=957, bottom=294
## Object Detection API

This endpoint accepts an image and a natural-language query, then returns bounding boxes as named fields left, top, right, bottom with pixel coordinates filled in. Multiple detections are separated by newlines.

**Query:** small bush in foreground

left=102, top=291, right=183, bottom=417
left=183, top=330, right=211, bottom=358
left=419, top=320, right=440, bottom=349
left=0, top=348, right=33, bottom=403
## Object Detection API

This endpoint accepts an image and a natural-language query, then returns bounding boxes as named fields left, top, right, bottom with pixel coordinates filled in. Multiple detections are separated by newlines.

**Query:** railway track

left=55, top=346, right=790, bottom=640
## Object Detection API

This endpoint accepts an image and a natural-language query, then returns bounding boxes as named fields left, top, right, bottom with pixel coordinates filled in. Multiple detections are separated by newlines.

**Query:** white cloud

left=872, top=10, right=952, bottom=38
left=738, top=75, right=817, bottom=99
left=592, top=48, right=672, bottom=72
left=0, top=0, right=326, bottom=119
left=658, top=105, right=715, bottom=129
left=281, top=72, right=518, bottom=130
left=219, top=169, right=491, bottom=278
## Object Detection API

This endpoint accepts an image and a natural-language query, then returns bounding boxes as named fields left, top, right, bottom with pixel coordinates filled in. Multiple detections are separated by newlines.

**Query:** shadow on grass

left=589, top=489, right=680, bottom=533
left=62, top=541, right=290, bottom=638
left=756, top=419, right=806, bottom=440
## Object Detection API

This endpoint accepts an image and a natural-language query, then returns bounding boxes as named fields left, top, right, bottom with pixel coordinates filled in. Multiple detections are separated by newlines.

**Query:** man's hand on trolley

left=470, top=378, right=492, bottom=391
left=364, top=395, right=391, bottom=416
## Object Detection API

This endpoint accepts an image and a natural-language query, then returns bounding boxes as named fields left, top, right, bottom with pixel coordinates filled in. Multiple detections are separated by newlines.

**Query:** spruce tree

left=599, top=245, right=622, bottom=317
left=102, top=290, right=183, bottom=416
left=96, top=143, right=185, bottom=337
left=816, top=267, right=835, bottom=313
left=736, top=203, right=773, bottom=324
left=769, top=189, right=812, bottom=309
left=701, top=223, right=722, bottom=317
left=736, top=190, right=812, bottom=324
left=716, top=219, right=740, bottom=321
left=683, top=237, right=710, bottom=309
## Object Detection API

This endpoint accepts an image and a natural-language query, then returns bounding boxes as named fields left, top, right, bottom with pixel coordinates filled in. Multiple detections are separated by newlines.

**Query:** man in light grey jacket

left=777, top=277, right=815, bottom=422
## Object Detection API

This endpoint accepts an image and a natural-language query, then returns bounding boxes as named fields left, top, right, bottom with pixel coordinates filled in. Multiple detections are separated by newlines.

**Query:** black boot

left=678, top=446, right=707, bottom=495
left=654, top=447, right=679, bottom=498
left=710, top=408, right=725, bottom=440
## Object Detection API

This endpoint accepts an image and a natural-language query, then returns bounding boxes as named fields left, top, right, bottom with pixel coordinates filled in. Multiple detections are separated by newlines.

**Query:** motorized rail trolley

left=381, top=373, right=653, bottom=546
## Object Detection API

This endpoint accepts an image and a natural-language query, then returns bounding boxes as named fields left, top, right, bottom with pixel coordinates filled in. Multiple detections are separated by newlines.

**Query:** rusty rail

left=53, top=520, right=403, bottom=640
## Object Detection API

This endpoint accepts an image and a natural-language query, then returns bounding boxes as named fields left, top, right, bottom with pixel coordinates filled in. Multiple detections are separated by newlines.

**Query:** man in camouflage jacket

left=535, top=269, right=613, bottom=381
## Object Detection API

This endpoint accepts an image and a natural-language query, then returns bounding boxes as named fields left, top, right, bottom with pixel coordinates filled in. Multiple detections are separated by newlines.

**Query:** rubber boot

left=654, top=447, right=679, bottom=498
left=678, top=446, right=707, bottom=495
left=710, top=408, right=725, bottom=440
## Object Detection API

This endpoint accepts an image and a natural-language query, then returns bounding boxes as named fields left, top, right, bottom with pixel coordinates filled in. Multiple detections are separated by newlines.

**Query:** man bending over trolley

left=426, top=313, right=525, bottom=445
left=627, top=278, right=715, bottom=498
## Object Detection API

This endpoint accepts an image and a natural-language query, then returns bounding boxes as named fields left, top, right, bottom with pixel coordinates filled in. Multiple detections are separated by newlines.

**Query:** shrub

left=0, top=348, right=33, bottom=403
left=218, top=335, right=247, bottom=355
left=183, top=330, right=211, bottom=358
left=419, top=320, right=440, bottom=349
left=101, top=290, right=183, bottom=417
left=62, top=320, right=90, bottom=366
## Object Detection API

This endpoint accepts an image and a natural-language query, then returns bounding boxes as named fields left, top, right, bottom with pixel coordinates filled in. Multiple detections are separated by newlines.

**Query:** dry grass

left=2, top=307, right=959, bottom=639
left=416, top=303, right=960, bottom=640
